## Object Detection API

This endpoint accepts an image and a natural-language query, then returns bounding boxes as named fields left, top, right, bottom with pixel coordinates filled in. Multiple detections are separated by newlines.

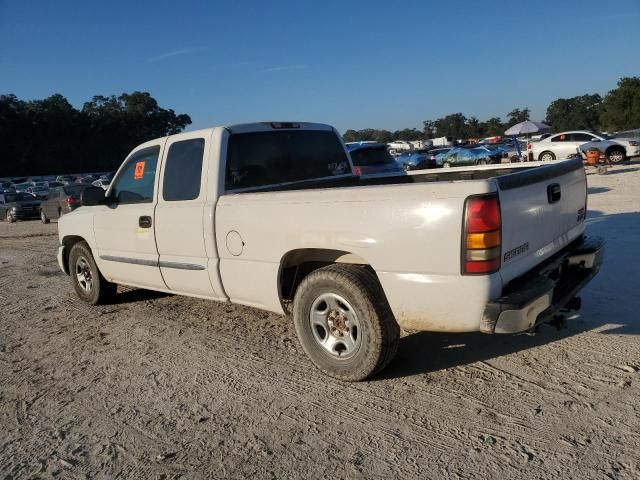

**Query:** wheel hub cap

left=75, top=256, right=93, bottom=292
left=309, top=293, right=361, bottom=358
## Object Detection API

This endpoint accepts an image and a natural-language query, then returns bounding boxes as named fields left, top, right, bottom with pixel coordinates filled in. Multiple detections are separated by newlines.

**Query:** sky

left=1, top=0, right=639, bottom=133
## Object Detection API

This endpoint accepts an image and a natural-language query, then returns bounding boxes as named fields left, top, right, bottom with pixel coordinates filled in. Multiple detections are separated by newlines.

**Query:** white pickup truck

left=57, top=122, right=604, bottom=381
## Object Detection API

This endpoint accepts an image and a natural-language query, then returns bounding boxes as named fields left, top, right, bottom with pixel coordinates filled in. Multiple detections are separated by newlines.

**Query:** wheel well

left=605, top=145, right=625, bottom=154
left=278, top=249, right=372, bottom=312
left=61, top=235, right=88, bottom=274
left=539, top=150, right=554, bottom=160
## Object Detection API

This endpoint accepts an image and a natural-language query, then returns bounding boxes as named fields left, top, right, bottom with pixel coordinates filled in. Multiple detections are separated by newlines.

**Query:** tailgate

left=497, top=159, right=587, bottom=284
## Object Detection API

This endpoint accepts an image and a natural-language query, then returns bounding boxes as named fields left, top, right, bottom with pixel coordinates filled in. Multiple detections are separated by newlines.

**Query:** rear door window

left=570, top=133, right=594, bottom=142
left=110, top=146, right=160, bottom=204
left=225, top=130, right=349, bottom=191
left=162, top=138, right=205, bottom=201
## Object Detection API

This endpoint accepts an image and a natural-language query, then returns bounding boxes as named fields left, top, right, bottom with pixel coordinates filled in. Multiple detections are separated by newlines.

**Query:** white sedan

left=529, top=130, right=639, bottom=164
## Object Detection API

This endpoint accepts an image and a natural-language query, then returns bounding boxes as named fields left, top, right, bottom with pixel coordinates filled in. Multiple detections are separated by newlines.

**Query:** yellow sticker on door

left=134, top=161, right=145, bottom=180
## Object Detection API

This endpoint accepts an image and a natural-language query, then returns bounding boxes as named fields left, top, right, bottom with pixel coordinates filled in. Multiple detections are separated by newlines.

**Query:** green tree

left=482, top=117, right=504, bottom=136
left=506, top=108, right=531, bottom=127
left=0, top=92, right=191, bottom=177
left=433, top=113, right=468, bottom=139
left=545, top=94, right=602, bottom=131
left=599, top=77, right=640, bottom=131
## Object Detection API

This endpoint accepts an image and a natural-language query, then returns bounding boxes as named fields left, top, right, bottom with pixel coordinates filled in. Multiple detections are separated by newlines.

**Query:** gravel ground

left=1, top=165, right=639, bottom=479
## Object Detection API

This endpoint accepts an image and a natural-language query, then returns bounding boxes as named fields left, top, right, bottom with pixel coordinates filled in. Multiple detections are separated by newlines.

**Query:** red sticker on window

left=134, top=161, right=145, bottom=180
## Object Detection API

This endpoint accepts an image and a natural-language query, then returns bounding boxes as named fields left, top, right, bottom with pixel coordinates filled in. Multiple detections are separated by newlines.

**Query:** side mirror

left=81, top=186, right=106, bottom=206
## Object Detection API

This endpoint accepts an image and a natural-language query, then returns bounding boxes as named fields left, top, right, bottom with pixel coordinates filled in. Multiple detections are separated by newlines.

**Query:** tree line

left=343, top=76, right=640, bottom=143
left=0, top=92, right=191, bottom=177
left=1, top=77, right=638, bottom=176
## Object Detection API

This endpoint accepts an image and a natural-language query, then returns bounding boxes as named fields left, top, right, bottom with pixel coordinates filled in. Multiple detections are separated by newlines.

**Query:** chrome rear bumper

left=481, top=236, right=605, bottom=334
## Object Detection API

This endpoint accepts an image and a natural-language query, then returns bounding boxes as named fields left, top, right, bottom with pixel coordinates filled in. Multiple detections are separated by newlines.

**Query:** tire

left=443, top=162, right=451, bottom=168
left=607, top=148, right=625, bottom=164
left=68, top=242, right=116, bottom=305
left=41, top=210, right=50, bottom=224
left=292, top=264, right=400, bottom=381
left=539, top=151, right=556, bottom=161
left=477, top=159, right=487, bottom=165
left=6, top=210, right=16, bottom=223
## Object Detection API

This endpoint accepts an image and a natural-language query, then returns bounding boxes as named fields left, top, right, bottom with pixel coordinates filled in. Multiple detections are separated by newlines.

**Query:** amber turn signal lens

left=466, top=230, right=501, bottom=249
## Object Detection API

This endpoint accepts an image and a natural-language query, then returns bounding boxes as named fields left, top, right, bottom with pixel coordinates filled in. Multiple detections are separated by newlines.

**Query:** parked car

left=529, top=131, right=639, bottom=164
left=56, top=121, right=603, bottom=381
left=55, top=175, right=78, bottom=185
left=397, top=148, right=451, bottom=171
left=613, top=128, right=640, bottom=140
left=0, top=181, right=15, bottom=191
left=387, top=140, right=413, bottom=152
left=92, top=179, right=111, bottom=190
left=0, top=192, right=42, bottom=222
left=47, top=181, right=64, bottom=188
left=25, top=185, right=50, bottom=199
left=78, top=174, right=99, bottom=184
left=346, top=143, right=404, bottom=175
left=437, top=146, right=503, bottom=167
left=13, top=182, right=33, bottom=193
left=39, top=184, right=90, bottom=223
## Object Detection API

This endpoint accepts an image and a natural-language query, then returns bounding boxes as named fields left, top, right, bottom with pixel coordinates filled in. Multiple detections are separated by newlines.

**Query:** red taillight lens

left=466, top=195, right=501, bottom=232
left=67, top=197, right=80, bottom=204
left=462, top=194, right=501, bottom=275
left=353, top=166, right=363, bottom=176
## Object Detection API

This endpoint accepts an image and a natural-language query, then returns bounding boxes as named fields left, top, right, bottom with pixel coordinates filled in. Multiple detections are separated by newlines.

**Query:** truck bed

left=238, top=159, right=583, bottom=193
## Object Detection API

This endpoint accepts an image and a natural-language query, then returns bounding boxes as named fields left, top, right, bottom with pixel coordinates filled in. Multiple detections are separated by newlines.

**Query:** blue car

left=346, top=142, right=404, bottom=175
left=396, top=148, right=452, bottom=170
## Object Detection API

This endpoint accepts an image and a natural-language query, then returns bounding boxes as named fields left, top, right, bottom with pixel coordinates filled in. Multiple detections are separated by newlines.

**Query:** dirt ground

left=1, top=165, right=639, bottom=479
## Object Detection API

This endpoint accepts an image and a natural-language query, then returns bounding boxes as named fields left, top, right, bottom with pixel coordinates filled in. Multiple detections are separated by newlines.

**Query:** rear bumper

left=481, top=236, right=605, bottom=334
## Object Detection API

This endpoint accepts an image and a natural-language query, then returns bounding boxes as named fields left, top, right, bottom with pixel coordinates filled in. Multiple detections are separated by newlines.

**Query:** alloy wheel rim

left=75, top=256, right=93, bottom=293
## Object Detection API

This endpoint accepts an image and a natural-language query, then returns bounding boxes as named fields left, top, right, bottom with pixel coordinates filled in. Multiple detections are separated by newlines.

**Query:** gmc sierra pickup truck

left=57, top=122, right=604, bottom=381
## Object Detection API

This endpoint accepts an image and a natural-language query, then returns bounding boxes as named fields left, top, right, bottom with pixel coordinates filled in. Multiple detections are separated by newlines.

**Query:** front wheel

left=41, top=210, right=50, bottom=224
left=443, top=162, right=451, bottom=168
left=6, top=210, right=16, bottom=223
left=69, top=242, right=116, bottom=305
left=607, top=148, right=625, bottom=164
left=293, top=264, right=400, bottom=381
left=539, top=151, right=556, bottom=161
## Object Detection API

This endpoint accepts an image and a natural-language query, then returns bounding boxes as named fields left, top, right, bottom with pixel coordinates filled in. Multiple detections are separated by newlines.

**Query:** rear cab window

left=349, top=147, right=396, bottom=167
left=162, top=138, right=205, bottom=201
left=224, top=130, right=350, bottom=191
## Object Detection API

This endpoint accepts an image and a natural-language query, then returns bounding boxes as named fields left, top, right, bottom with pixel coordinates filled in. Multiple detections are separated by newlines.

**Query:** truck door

left=93, top=143, right=166, bottom=289
left=154, top=132, right=223, bottom=299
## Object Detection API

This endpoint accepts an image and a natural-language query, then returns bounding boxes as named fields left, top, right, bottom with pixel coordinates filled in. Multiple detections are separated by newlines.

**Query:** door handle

left=139, top=216, right=152, bottom=228
left=547, top=183, right=561, bottom=204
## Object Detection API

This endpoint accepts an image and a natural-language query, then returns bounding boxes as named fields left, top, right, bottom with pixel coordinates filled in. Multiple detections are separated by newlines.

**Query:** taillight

left=462, top=194, right=501, bottom=275
left=527, top=143, right=532, bottom=150
left=353, top=166, right=363, bottom=176
left=67, top=197, right=80, bottom=204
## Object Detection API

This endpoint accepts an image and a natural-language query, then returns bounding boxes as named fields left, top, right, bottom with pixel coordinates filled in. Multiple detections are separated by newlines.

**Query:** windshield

left=350, top=147, right=396, bottom=166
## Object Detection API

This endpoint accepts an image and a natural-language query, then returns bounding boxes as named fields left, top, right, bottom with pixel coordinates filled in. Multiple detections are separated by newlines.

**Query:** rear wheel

left=69, top=242, right=116, bottom=305
left=41, top=210, right=50, bottom=224
left=477, top=159, right=487, bottom=165
left=539, top=151, right=556, bottom=161
left=293, top=264, right=400, bottom=381
left=607, top=148, right=625, bottom=164
left=443, top=162, right=451, bottom=168
left=6, top=210, right=15, bottom=223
